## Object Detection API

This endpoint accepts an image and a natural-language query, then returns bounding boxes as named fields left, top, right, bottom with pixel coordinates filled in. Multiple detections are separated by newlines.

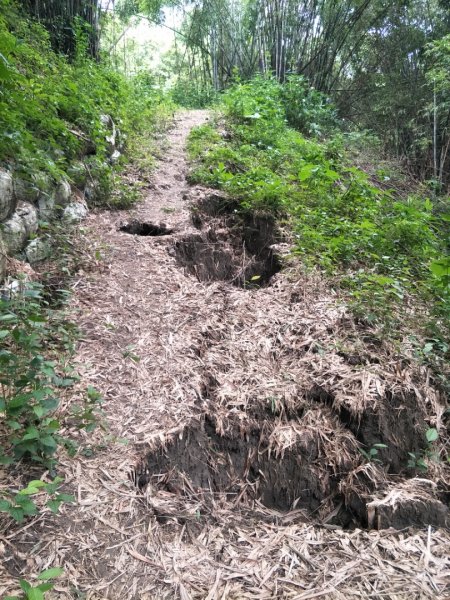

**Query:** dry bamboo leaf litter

left=1, top=110, right=449, bottom=600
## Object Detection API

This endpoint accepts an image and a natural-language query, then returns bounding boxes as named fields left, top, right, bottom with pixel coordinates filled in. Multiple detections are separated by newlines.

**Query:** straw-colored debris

left=1, top=110, right=449, bottom=599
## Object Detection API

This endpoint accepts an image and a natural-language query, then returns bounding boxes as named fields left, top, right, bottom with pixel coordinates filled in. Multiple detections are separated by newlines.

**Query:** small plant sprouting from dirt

left=3, top=567, right=64, bottom=600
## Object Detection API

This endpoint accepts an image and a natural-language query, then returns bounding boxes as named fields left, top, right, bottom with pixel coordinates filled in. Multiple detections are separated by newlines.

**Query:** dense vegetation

left=187, top=77, right=449, bottom=364
left=162, top=0, right=450, bottom=191
left=0, top=0, right=173, bottom=207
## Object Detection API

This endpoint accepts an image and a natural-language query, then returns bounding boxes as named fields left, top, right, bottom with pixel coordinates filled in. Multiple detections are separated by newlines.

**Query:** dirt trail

left=2, top=111, right=449, bottom=599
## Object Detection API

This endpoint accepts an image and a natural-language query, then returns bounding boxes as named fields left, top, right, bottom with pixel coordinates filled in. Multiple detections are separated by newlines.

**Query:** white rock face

left=83, top=179, right=100, bottom=204
left=110, top=150, right=121, bottom=164
left=25, top=237, right=51, bottom=264
left=37, top=191, right=56, bottom=221
left=1, top=202, right=38, bottom=255
left=100, top=114, right=110, bottom=127
left=17, top=201, right=38, bottom=236
left=1, top=212, right=27, bottom=254
left=54, top=179, right=71, bottom=207
left=63, top=201, right=88, bottom=224
left=101, top=113, right=117, bottom=152
left=0, top=169, right=15, bottom=221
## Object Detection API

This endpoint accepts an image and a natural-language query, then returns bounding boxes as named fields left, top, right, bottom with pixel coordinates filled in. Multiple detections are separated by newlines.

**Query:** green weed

left=4, top=567, right=64, bottom=600
left=0, top=478, right=73, bottom=522
left=187, top=77, right=450, bottom=339
left=0, top=284, right=76, bottom=468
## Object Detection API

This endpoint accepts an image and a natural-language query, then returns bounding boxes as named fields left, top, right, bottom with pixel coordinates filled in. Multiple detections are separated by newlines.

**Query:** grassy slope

left=187, top=78, right=450, bottom=385
left=0, top=0, right=174, bottom=208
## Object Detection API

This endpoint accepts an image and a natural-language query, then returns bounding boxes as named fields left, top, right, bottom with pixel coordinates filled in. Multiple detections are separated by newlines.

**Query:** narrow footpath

left=3, top=111, right=448, bottom=600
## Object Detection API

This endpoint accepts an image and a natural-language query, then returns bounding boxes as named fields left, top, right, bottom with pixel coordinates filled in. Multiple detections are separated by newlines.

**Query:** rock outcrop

left=0, top=113, right=122, bottom=282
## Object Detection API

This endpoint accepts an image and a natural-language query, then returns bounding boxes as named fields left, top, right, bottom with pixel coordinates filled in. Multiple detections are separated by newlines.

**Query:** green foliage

left=187, top=124, right=222, bottom=158
left=70, top=385, right=103, bottom=432
left=188, top=77, right=450, bottom=337
left=171, top=77, right=218, bottom=108
left=0, top=284, right=76, bottom=467
left=0, top=280, right=106, bottom=469
left=280, top=75, right=337, bottom=137
left=0, top=478, right=73, bottom=522
left=0, top=2, right=174, bottom=209
left=0, top=3, right=117, bottom=178
left=359, top=443, right=388, bottom=464
left=121, top=72, right=176, bottom=205
left=407, top=428, right=441, bottom=471
left=223, top=76, right=286, bottom=147
left=4, top=566, right=64, bottom=600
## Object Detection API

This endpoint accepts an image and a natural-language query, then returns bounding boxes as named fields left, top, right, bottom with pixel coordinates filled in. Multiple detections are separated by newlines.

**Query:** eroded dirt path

left=2, top=111, right=449, bottom=599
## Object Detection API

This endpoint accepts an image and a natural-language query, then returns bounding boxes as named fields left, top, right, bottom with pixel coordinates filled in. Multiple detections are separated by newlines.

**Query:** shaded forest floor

left=1, top=111, right=449, bottom=599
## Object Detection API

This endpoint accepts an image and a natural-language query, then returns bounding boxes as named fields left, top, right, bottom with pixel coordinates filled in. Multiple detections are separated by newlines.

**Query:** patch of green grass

left=187, top=77, right=449, bottom=349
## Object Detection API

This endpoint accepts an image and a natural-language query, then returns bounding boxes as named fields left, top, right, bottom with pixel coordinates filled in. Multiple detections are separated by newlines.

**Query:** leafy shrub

left=280, top=75, right=337, bottom=136
left=187, top=76, right=450, bottom=337
left=0, top=284, right=76, bottom=468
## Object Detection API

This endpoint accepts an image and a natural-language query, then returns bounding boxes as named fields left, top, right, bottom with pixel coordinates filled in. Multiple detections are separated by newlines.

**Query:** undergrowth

left=0, top=0, right=175, bottom=210
left=187, top=76, right=450, bottom=369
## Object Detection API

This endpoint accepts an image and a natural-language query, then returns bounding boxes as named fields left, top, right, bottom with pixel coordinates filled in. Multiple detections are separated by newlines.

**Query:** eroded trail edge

left=5, top=111, right=448, bottom=600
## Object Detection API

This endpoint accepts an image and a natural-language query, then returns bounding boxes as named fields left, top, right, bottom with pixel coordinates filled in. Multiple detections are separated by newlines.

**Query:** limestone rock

left=13, top=176, right=40, bottom=204
left=0, top=276, right=34, bottom=300
left=1, top=202, right=38, bottom=255
left=1, top=212, right=27, bottom=254
left=100, top=113, right=117, bottom=153
left=17, top=201, right=38, bottom=236
left=100, top=114, right=111, bottom=127
left=63, top=200, right=88, bottom=224
left=54, top=179, right=71, bottom=207
left=83, top=179, right=100, bottom=204
left=25, top=237, right=51, bottom=264
left=0, top=169, right=15, bottom=221
left=37, top=191, right=56, bottom=221
left=110, top=150, right=121, bottom=164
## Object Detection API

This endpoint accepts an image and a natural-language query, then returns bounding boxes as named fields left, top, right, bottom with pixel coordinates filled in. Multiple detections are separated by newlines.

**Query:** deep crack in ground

left=4, top=110, right=448, bottom=600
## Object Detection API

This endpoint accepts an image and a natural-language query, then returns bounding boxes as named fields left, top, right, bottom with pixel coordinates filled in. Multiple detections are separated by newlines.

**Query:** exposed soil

left=139, top=415, right=352, bottom=520
left=1, top=110, right=449, bottom=600
left=174, top=213, right=281, bottom=287
left=119, top=220, right=174, bottom=236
